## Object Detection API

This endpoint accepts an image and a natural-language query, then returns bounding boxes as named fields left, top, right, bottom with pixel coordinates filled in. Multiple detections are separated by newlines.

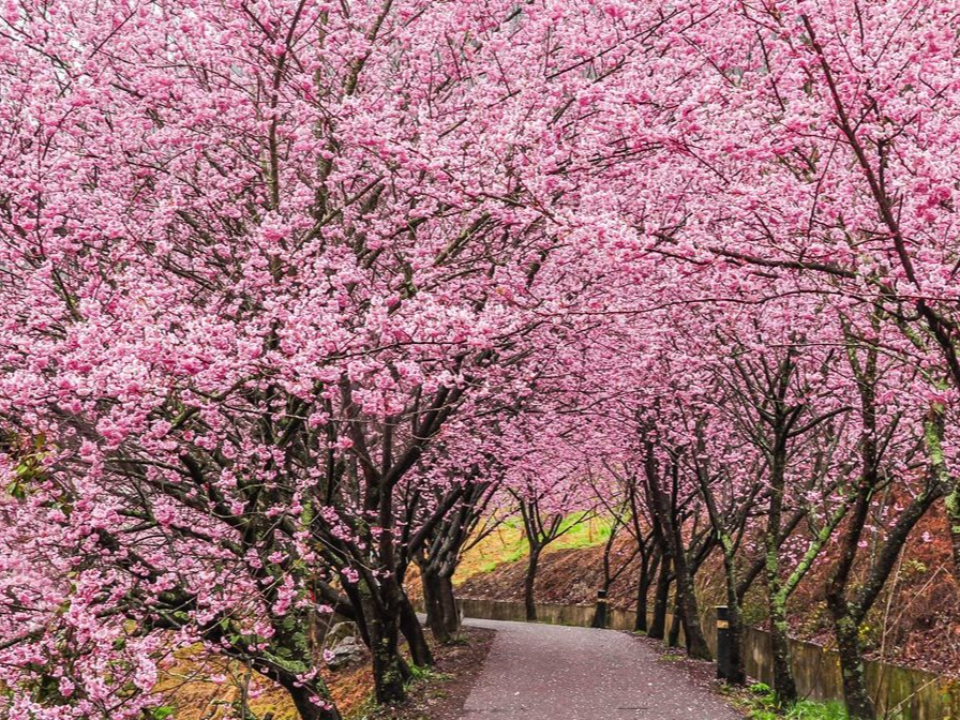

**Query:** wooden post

left=592, top=589, right=609, bottom=629
left=716, top=605, right=733, bottom=681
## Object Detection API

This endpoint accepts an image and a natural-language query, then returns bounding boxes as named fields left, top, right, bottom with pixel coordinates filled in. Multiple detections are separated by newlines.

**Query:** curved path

left=460, top=618, right=740, bottom=719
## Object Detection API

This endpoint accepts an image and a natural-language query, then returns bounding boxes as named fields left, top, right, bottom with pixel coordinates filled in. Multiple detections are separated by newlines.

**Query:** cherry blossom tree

left=0, top=0, right=703, bottom=716
left=1, top=2, right=957, bottom=719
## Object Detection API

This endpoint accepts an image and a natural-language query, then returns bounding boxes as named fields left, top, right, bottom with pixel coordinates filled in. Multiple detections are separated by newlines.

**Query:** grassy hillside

left=455, top=514, right=614, bottom=585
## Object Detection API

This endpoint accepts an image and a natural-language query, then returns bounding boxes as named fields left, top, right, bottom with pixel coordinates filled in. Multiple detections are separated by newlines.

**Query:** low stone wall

left=457, top=598, right=960, bottom=720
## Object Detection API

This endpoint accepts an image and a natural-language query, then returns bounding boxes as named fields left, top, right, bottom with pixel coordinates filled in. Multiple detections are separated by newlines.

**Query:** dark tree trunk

left=649, top=556, right=671, bottom=640
left=634, top=565, right=649, bottom=633
left=524, top=547, right=541, bottom=622
left=424, top=569, right=461, bottom=643
left=646, top=452, right=711, bottom=660
left=721, top=559, right=746, bottom=686
left=399, top=591, right=434, bottom=667
left=660, top=502, right=711, bottom=659
left=668, top=597, right=682, bottom=648
left=422, top=569, right=443, bottom=637
left=824, top=345, right=879, bottom=720
left=592, top=527, right=620, bottom=629
left=361, top=581, right=410, bottom=705
left=673, top=552, right=710, bottom=660
left=437, top=574, right=461, bottom=639
left=764, top=425, right=798, bottom=704
left=823, top=476, right=876, bottom=720
left=635, top=550, right=660, bottom=633
left=369, top=626, right=409, bottom=705
left=341, top=582, right=372, bottom=648
left=769, top=607, right=798, bottom=704
left=946, top=488, right=960, bottom=582
left=829, top=600, right=875, bottom=720
left=262, top=624, right=341, bottom=720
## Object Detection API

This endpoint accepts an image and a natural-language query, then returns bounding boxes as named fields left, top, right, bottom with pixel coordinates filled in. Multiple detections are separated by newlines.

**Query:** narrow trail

left=460, top=618, right=740, bottom=719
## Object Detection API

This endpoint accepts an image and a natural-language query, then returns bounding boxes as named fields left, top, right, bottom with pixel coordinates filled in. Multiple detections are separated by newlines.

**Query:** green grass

left=659, top=653, right=686, bottom=662
left=785, top=702, right=849, bottom=720
left=475, top=542, right=528, bottom=574
left=728, top=683, right=849, bottom=720
left=554, top=514, right=614, bottom=550
left=406, top=665, right=452, bottom=683
left=457, top=514, right=616, bottom=582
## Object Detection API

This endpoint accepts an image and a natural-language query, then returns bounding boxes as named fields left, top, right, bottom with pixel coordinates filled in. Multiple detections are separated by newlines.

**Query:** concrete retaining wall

left=456, top=598, right=960, bottom=720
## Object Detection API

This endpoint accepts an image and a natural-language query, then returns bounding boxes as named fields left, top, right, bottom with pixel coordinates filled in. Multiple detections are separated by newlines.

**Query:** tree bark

left=524, top=546, right=541, bottom=622
left=672, top=550, right=710, bottom=660
left=634, top=550, right=657, bottom=633
left=649, top=555, right=671, bottom=640
left=361, top=581, right=410, bottom=705
left=828, top=600, right=875, bottom=720
left=764, top=425, right=798, bottom=704
left=657, top=483, right=711, bottom=658
left=399, top=591, right=433, bottom=667
left=823, top=326, right=878, bottom=719
left=424, top=569, right=461, bottom=643
left=645, top=448, right=711, bottom=660
left=422, top=569, right=444, bottom=639
left=592, top=526, right=621, bottom=629
left=945, top=485, right=960, bottom=581
left=720, top=554, right=746, bottom=685
left=437, top=574, right=461, bottom=639
left=769, top=595, right=798, bottom=704
left=668, top=597, right=682, bottom=648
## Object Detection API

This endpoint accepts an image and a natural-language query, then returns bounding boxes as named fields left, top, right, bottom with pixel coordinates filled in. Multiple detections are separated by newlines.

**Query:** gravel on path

left=460, top=618, right=740, bottom=720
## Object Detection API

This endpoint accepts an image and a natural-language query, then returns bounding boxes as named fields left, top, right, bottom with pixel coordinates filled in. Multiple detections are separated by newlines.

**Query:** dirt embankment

left=161, top=627, right=494, bottom=720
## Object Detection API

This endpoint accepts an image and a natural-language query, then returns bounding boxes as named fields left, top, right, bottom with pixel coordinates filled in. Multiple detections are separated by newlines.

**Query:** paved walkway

left=461, top=618, right=740, bottom=719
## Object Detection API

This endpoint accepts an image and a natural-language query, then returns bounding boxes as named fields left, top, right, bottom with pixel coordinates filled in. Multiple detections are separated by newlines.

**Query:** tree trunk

left=399, top=591, right=434, bottom=667
left=635, top=550, right=659, bottom=633
left=829, top=601, right=876, bottom=720
left=721, top=560, right=746, bottom=686
left=361, top=582, right=409, bottom=705
left=422, top=569, right=444, bottom=639
left=769, top=595, right=798, bottom=704
left=592, top=521, right=620, bottom=629
left=649, top=556, right=671, bottom=640
left=946, top=488, right=960, bottom=582
left=341, top=582, right=372, bottom=648
left=437, top=574, right=461, bottom=639
left=765, top=434, right=798, bottom=704
left=662, top=520, right=710, bottom=659
left=673, top=555, right=710, bottom=660
left=649, top=457, right=711, bottom=660
left=267, top=621, right=342, bottom=720
left=668, top=597, right=682, bottom=648
left=370, top=627, right=409, bottom=705
left=634, top=569, right=649, bottom=633
left=524, top=547, right=541, bottom=622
